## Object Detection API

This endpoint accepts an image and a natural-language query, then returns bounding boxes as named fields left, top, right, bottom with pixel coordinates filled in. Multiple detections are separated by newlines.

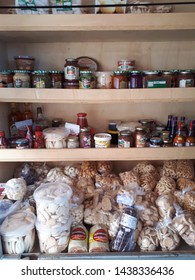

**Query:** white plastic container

left=94, top=133, right=112, bottom=148
left=43, top=127, right=70, bottom=149
left=0, top=210, right=36, bottom=254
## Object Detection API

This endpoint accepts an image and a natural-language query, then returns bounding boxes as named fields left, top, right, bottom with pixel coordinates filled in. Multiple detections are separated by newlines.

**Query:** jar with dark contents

left=79, top=71, right=95, bottom=89
left=111, top=206, right=137, bottom=252
left=112, top=70, right=128, bottom=89
left=79, top=127, right=91, bottom=148
left=32, top=70, right=51, bottom=88
left=134, top=126, right=148, bottom=147
left=118, top=130, right=133, bottom=148
left=160, top=70, right=174, bottom=88
left=64, top=58, right=80, bottom=89
left=127, top=70, right=143, bottom=89
left=67, top=135, right=79, bottom=148
left=143, top=70, right=167, bottom=88
left=50, top=70, right=63, bottom=88
left=0, top=70, right=13, bottom=88
left=139, top=119, right=156, bottom=133
left=107, top=121, right=119, bottom=145
left=149, top=137, right=162, bottom=147
left=177, top=70, right=195, bottom=88
left=77, top=113, right=88, bottom=128
left=52, top=119, right=61, bottom=127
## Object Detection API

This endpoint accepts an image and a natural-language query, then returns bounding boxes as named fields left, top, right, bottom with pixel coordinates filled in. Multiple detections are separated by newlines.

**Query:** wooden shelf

left=0, top=147, right=194, bottom=162
left=0, top=13, right=195, bottom=42
left=0, top=88, right=195, bottom=104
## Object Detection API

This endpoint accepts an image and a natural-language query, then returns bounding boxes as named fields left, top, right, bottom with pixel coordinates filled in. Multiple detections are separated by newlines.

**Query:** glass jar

left=0, top=131, right=8, bottom=148
left=0, top=70, right=13, bottom=88
left=94, top=71, right=112, bottom=89
left=13, top=70, right=31, bottom=88
left=64, top=58, right=79, bottom=89
left=15, top=138, right=29, bottom=149
left=107, top=121, right=119, bottom=145
left=32, top=70, right=51, bottom=88
left=67, top=136, right=79, bottom=148
left=143, top=70, right=167, bottom=88
left=118, top=130, right=133, bottom=148
left=79, top=127, right=91, bottom=148
left=34, top=131, right=45, bottom=149
left=127, top=70, right=143, bottom=89
left=162, top=139, right=173, bottom=147
left=177, top=70, right=195, bottom=88
left=134, top=126, right=147, bottom=147
left=139, top=119, right=155, bottom=133
left=50, top=70, right=63, bottom=88
left=112, top=70, right=128, bottom=89
left=149, top=137, right=162, bottom=147
left=79, top=71, right=95, bottom=89
left=160, top=70, right=174, bottom=88
left=77, top=113, right=88, bottom=128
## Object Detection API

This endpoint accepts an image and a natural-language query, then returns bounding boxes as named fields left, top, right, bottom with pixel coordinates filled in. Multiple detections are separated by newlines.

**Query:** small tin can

left=118, top=130, right=133, bottom=148
left=67, top=135, right=79, bottom=148
left=79, top=70, right=95, bottom=89
left=149, top=137, right=162, bottom=147
left=118, top=60, right=135, bottom=71
left=79, top=127, right=91, bottom=148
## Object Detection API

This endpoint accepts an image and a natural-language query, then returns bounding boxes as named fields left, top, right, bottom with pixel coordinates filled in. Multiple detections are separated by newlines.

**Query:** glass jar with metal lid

left=49, top=70, right=63, bottom=88
left=32, top=70, right=51, bottom=88
left=134, top=126, right=148, bottom=147
left=79, top=71, right=95, bottom=89
left=13, top=70, right=31, bottom=88
left=118, top=130, right=133, bottom=148
left=143, top=70, right=167, bottom=88
left=127, top=70, right=143, bottom=89
left=160, top=70, right=174, bottom=88
left=64, top=58, right=79, bottom=89
left=0, top=70, right=13, bottom=88
left=112, top=70, right=128, bottom=89
left=149, top=137, right=162, bottom=148
left=139, top=119, right=156, bottom=133
left=67, top=135, right=79, bottom=148
left=79, top=127, right=91, bottom=148
left=177, top=70, right=195, bottom=88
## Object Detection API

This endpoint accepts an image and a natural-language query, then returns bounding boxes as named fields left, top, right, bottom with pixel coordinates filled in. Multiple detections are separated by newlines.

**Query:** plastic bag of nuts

left=119, top=170, right=140, bottom=187
left=96, top=161, right=113, bottom=175
left=79, top=161, right=98, bottom=181
left=138, top=226, right=159, bottom=251
left=176, top=160, right=194, bottom=180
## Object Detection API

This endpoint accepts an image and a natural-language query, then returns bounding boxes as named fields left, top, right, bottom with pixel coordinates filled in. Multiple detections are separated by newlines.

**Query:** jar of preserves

left=52, top=119, right=61, bottom=127
left=162, top=139, right=173, bottom=147
left=134, top=126, right=147, bottom=147
left=13, top=70, right=31, bottom=88
left=112, top=71, right=128, bottom=89
left=79, top=71, right=95, bottom=89
left=149, top=137, right=162, bottom=147
left=67, top=135, right=79, bottom=148
left=79, top=127, right=91, bottom=148
left=118, top=130, right=133, bottom=148
left=64, top=58, right=79, bottom=89
left=50, top=70, right=63, bottom=88
left=0, top=131, right=8, bottom=148
left=177, top=70, right=195, bottom=88
left=32, top=70, right=51, bottom=88
left=34, top=131, right=45, bottom=149
left=139, top=119, right=155, bottom=133
left=127, top=70, right=143, bottom=89
left=143, top=70, right=166, bottom=88
left=170, top=70, right=179, bottom=88
left=160, top=70, right=174, bottom=88
left=0, top=70, right=13, bottom=88
left=77, top=113, right=88, bottom=128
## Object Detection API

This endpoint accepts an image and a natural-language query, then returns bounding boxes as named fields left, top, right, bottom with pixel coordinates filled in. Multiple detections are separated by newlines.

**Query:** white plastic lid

left=43, top=127, right=70, bottom=140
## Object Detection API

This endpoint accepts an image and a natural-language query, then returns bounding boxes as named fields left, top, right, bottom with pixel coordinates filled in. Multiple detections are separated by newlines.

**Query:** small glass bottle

left=77, top=113, right=88, bottom=128
left=34, top=131, right=45, bottom=149
left=173, top=122, right=186, bottom=147
left=22, top=103, right=33, bottom=121
left=79, top=127, right=91, bottom=148
left=34, top=107, right=49, bottom=131
left=67, top=135, right=79, bottom=148
left=185, top=121, right=195, bottom=147
left=169, top=119, right=177, bottom=142
left=0, top=131, right=8, bottom=148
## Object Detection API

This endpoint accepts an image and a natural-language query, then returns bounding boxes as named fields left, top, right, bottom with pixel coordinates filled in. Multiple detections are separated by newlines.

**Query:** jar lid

left=139, top=119, right=155, bottom=125
left=120, top=130, right=132, bottom=136
left=32, top=70, right=49, bottom=75
left=150, top=137, right=162, bottom=144
left=135, top=126, right=146, bottom=131
left=179, top=70, right=193, bottom=74
left=0, top=70, right=12, bottom=75
left=80, top=70, right=93, bottom=74
left=161, top=70, right=172, bottom=75
left=66, top=58, right=78, bottom=62
left=67, top=135, right=79, bottom=142
left=129, top=70, right=141, bottom=75
left=14, top=70, right=31, bottom=74
left=113, top=70, right=127, bottom=74
left=77, top=112, right=87, bottom=117
left=156, top=125, right=166, bottom=131
left=80, top=127, right=90, bottom=132
left=15, top=138, right=29, bottom=145
left=0, top=131, right=5, bottom=137
left=142, top=70, right=159, bottom=75
left=43, top=127, right=70, bottom=140
left=14, top=55, right=35, bottom=60
left=49, top=70, right=63, bottom=74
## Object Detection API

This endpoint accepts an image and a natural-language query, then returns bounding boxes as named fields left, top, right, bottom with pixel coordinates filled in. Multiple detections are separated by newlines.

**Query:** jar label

left=118, top=139, right=130, bottom=148
left=79, top=79, right=95, bottom=89
left=33, top=79, right=45, bottom=88
left=120, top=213, right=137, bottom=230
left=14, top=79, right=23, bottom=88
left=147, top=80, right=166, bottom=88
left=64, top=66, right=79, bottom=80
left=179, top=79, right=194, bottom=88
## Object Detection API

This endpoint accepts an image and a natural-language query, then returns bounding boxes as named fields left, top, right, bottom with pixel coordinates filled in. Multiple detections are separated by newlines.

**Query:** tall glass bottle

left=34, top=106, right=49, bottom=131
left=185, top=120, right=195, bottom=146
left=22, top=103, right=33, bottom=121
left=8, top=102, right=22, bottom=138
left=165, top=115, right=173, bottom=131
left=173, top=121, right=186, bottom=147
left=169, top=119, right=177, bottom=142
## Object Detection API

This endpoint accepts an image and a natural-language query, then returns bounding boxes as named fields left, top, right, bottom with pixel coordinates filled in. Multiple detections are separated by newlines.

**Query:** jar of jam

left=112, top=70, right=127, bottom=89
left=107, top=121, right=119, bottom=145
left=0, top=131, right=8, bottom=148
left=52, top=119, right=61, bottom=127
left=50, top=70, right=63, bottom=88
left=13, top=70, right=31, bottom=88
left=177, top=70, right=194, bottom=88
left=0, top=70, right=13, bottom=88
left=127, top=70, right=143, bottom=89
left=79, top=71, right=95, bottom=89
left=134, top=126, right=147, bottom=147
left=143, top=70, right=166, bottom=88
left=160, top=70, right=174, bottom=88
left=32, top=70, right=51, bottom=88
left=64, top=58, right=79, bottom=89
left=77, top=113, right=88, bottom=128
left=118, top=130, right=133, bottom=148
left=79, top=127, right=91, bottom=148
left=67, top=135, right=79, bottom=148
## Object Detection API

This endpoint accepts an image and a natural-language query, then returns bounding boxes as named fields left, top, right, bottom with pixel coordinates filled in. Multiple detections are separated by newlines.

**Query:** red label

left=71, top=227, right=86, bottom=240
left=93, top=229, right=108, bottom=243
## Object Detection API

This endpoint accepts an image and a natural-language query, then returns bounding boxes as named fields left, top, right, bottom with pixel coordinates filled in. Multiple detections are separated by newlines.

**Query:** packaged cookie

left=176, top=160, right=194, bottom=180
left=139, top=173, right=157, bottom=192
left=95, top=173, right=122, bottom=192
left=138, top=226, right=159, bottom=252
left=119, top=170, right=140, bottom=187
left=64, top=164, right=81, bottom=179
left=155, top=176, right=176, bottom=196
left=79, top=161, right=98, bottom=181
left=176, top=178, right=195, bottom=191
left=162, top=160, right=177, bottom=179
left=96, top=161, right=113, bottom=175
left=89, top=224, right=110, bottom=253
left=137, top=201, right=159, bottom=227
left=76, top=177, right=95, bottom=199
left=68, top=224, right=88, bottom=253
left=155, top=194, right=175, bottom=220
left=183, top=191, right=195, bottom=215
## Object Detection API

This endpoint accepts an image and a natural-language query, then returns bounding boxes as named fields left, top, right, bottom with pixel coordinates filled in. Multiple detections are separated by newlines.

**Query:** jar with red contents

left=77, top=113, right=88, bottom=128
left=34, top=131, right=45, bottom=149
left=0, top=131, right=8, bottom=148
left=112, top=70, right=128, bottom=89
left=64, top=58, right=80, bottom=89
left=127, top=70, right=143, bottom=89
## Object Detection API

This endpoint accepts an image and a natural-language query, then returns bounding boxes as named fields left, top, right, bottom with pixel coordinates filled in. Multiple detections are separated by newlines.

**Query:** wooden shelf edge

left=0, top=88, right=195, bottom=104
left=0, top=147, right=194, bottom=162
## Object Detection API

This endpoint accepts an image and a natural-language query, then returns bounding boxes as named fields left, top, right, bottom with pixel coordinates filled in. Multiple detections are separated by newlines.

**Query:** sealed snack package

left=119, top=170, right=140, bottom=187
left=79, top=161, right=98, bottom=181
left=89, top=224, right=110, bottom=253
left=95, top=173, right=122, bottom=192
left=46, top=167, right=75, bottom=186
left=70, top=186, right=84, bottom=226
left=0, top=199, right=21, bottom=225
left=137, top=200, right=159, bottom=227
left=138, top=226, right=159, bottom=251
left=68, top=224, right=88, bottom=253
left=76, top=177, right=95, bottom=199
left=96, top=161, right=113, bottom=175
left=64, top=164, right=81, bottom=179
left=155, top=194, right=175, bottom=220
left=155, top=176, right=176, bottom=196
left=5, top=177, right=27, bottom=200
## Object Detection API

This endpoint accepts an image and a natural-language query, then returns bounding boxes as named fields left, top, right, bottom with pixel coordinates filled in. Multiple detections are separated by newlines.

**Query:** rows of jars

left=0, top=103, right=195, bottom=149
left=0, top=57, right=195, bottom=89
